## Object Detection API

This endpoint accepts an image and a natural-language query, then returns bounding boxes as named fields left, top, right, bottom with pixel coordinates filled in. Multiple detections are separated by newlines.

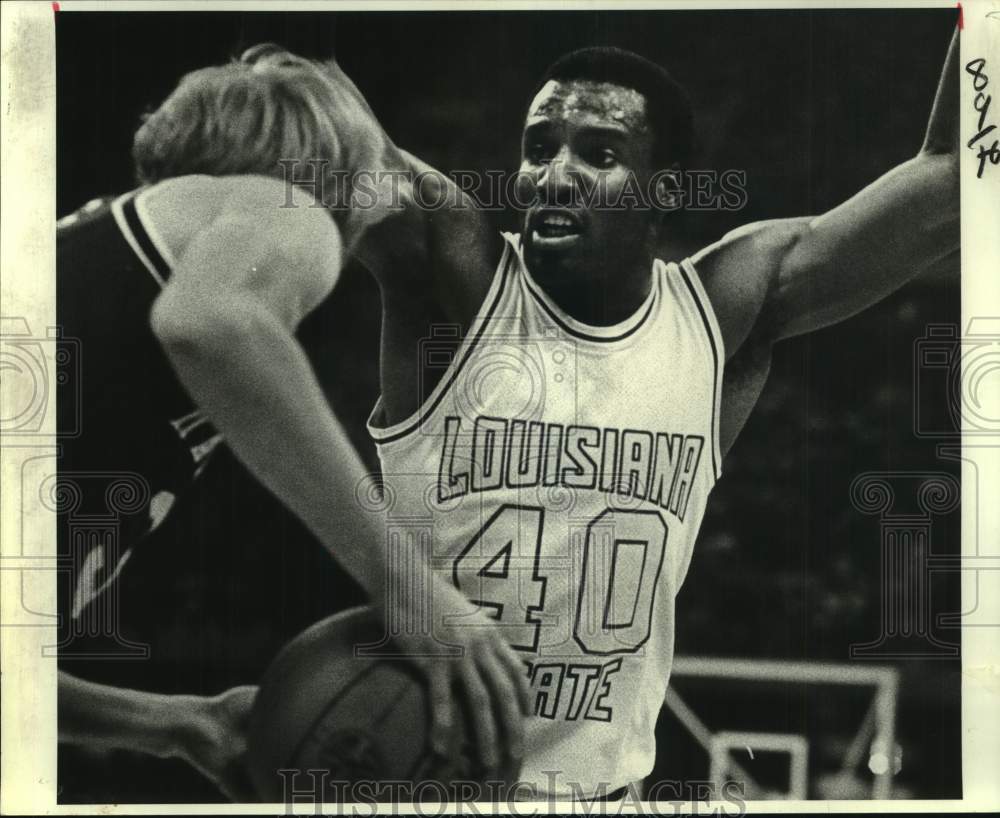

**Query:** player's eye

left=589, top=148, right=619, bottom=168
left=526, top=141, right=556, bottom=163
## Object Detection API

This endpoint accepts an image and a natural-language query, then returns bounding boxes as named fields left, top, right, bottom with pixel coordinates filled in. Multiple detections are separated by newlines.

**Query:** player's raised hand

left=237, top=45, right=406, bottom=244
left=380, top=576, right=533, bottom=785
left=239, top=45, right=391, bottom=161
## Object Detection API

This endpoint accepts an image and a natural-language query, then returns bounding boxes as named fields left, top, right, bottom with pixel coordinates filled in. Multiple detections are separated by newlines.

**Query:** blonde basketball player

left=55, top=46, right=530, bottom=800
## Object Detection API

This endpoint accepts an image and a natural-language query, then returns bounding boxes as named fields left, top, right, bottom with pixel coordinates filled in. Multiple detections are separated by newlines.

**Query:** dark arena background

left=55, top=8, right=961, bottom=803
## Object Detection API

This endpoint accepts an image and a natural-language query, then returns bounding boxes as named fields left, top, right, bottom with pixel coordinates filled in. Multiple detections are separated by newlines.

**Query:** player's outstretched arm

left=763, top=26, right=959, bottom=342
left=696, top=26, right=959, bottom=359
left=692, top=28, right=958, bottom=456
left=149, top=176, right=393, bottom=589
left=781, top=27, right=958, bottom=339
left=58, top=671, right=258, bottom=801
left=150, top=175, right=529, bottom=784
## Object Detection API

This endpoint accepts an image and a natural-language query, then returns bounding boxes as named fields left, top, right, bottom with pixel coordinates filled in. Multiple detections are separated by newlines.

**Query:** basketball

left=247, top=606, right=480, bottom=802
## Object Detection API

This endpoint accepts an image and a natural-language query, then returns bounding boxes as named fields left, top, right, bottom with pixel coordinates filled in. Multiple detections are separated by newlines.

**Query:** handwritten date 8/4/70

left=965, top=57, right=999, bottom=179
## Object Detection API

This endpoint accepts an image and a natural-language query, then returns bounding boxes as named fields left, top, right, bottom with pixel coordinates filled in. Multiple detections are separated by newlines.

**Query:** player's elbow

left=150, top=289, right=259, bottom=362
left=915, top=151, right=960, bottom=222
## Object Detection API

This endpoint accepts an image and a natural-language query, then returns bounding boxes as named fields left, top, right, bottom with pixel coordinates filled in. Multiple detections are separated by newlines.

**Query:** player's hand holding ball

left=247, top=591, right=532, bottom=802
left=381, top=575, right=533, bottom=785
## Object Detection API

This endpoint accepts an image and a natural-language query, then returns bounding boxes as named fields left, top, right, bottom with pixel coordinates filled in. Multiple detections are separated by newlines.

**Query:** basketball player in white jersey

left=325, top=28, right=960, bottom=798
left=55, top=46, right=531, bottom=800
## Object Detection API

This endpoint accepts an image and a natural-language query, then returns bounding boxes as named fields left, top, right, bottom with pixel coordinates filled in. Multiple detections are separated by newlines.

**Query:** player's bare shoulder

left=141, top=174, right=341, bottom=270
left=146, top=175, right=343, bottom=334
left=689, top=216, right=813, bottom=360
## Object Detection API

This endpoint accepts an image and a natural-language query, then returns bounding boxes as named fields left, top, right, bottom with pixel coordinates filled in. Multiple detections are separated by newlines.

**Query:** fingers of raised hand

left=495, top=642, right=533, bottom=717
left=427, top=665, right=455, bottom=758
left=475, top=645, right=526, bottom=783
left=459, top=658, right=501, bottom=779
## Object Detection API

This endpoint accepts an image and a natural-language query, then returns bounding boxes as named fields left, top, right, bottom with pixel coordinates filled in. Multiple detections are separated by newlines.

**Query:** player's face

left=519, top=79, right=659, bottom=288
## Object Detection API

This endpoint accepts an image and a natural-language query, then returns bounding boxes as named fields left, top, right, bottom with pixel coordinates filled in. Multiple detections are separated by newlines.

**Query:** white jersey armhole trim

left=367, top=233, right=517, bottom=446
left=110, top=193, right=166, bottom=288
left=678, top=257, right=725, bottom=481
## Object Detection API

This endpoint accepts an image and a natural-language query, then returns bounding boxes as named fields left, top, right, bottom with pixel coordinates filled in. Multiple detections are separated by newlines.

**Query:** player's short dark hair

left=530, top=46, right=693, bottom=169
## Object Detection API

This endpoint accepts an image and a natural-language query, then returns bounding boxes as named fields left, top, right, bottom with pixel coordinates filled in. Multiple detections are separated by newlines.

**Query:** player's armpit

left=689, top=218, right=807, bottom=362
left=719, top=328, right=774, bottom=458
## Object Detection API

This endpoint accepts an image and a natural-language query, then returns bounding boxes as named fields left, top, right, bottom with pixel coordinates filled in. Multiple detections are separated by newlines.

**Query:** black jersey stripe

left=522, top=275, right=659, bottom=343
left=676, top=263, right=721, bottom=481
left=122, top=195, right=172, bottom=285
left=372, top=250, right=515, bottom=446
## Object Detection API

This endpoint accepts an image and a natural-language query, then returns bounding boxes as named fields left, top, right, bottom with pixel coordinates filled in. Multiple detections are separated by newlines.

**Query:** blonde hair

left=132, top=45, right=375, bottom=210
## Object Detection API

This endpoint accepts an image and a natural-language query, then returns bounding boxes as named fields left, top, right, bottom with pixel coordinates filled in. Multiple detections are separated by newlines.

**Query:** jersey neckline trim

left=513, top=233, right=661, bottom=343
left=367, top=242, right=516, bottom=445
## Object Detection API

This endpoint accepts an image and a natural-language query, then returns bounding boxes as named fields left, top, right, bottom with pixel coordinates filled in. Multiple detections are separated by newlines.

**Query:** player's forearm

left=58, top=671, right=184, bottom=756
left=770, top=151, right=958, bottom=341
left=921, top=26, right=959, bottom=156
left=156, top=301, right=391, bottom=600
left=352, top=148, right=458, bottom=280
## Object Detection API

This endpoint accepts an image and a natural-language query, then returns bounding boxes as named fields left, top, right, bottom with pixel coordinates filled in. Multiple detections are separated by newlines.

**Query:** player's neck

left=531, top=258, right=654, bottom=327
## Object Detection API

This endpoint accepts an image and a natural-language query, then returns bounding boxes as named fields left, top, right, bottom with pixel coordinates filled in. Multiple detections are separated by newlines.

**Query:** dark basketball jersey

left=56, top=191, right=223, bottom=640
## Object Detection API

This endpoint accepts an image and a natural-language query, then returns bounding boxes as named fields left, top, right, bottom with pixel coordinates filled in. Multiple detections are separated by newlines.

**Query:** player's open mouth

left=530, top=209, right=584, bottom=249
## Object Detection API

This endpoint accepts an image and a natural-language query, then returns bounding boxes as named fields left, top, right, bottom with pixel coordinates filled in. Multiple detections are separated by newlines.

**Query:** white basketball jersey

left=367, top=232, right=724, bottom=796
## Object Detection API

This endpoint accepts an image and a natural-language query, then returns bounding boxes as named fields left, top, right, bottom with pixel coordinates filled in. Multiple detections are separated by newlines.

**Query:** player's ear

left=653, top=164, right=683, bottom=215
